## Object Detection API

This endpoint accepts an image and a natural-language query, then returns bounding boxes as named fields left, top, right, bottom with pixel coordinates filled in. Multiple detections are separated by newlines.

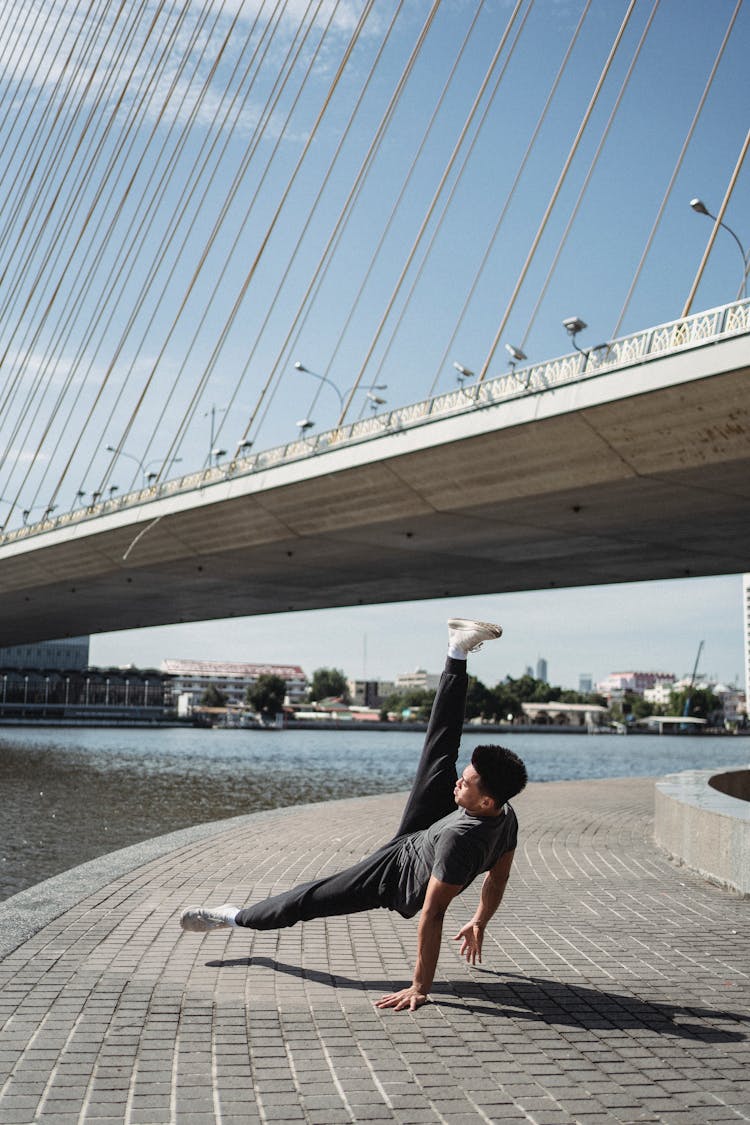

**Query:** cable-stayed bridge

left=1, top=300, right=748, bottom=644
left=0, top=2, right=748, bottom=643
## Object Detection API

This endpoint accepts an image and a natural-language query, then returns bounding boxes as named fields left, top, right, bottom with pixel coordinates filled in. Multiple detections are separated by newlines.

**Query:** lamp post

left=106, top=445, right=182, bottom=486
left=504, top=343, right=527, bottom=378
left=204, top=405, right=228, bottom=466
left=562, top=317, right=608, bottom=364
left=690, top=198, right=748, bottom=299
left=293, top=362, right=387, bottom=424
left=21, top=503, right=57, bottom=525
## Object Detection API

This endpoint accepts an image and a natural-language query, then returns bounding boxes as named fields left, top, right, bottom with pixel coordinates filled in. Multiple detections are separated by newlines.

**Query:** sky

left=1, top=1, right=748, bottom=690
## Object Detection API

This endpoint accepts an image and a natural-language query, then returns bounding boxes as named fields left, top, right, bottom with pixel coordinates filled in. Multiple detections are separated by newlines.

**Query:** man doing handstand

left=180, top=617, right=527, bottom=1011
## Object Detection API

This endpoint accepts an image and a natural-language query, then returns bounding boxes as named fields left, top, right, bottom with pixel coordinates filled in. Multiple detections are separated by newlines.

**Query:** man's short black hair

left=471, top=744, right=528, bottom=806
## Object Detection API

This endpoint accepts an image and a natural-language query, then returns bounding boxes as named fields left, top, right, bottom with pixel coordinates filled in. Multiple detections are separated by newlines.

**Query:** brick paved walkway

left=0, top=776, right=748, bottom=1124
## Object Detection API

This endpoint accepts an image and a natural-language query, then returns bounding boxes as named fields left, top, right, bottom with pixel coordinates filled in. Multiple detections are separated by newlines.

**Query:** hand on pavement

left=375, top=986, right=428, bottom=1012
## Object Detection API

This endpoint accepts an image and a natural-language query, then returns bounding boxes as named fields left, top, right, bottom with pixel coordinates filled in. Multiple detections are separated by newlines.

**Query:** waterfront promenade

left=0, top=776, right=748, bottom=1124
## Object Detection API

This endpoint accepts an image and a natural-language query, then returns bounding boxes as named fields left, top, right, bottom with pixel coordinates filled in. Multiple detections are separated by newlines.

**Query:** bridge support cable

left=29, top=0, right=236, bottom=508
left=0, top=0, right=168, bottom=521
left=426, top=0, right=592, bottom=400
left=0, top=0, right=208, bottom=519
left=611, top=0, right=743, bottom=340
left=0, top=1, right=242, bottom=523
left=234, top=0, right=457, bottom=451
left=337, top=0, right=529, bottom=427
left=62, top=0, right=301, bottom=503
left=0, top=0, right=122, bottom=428
left=198, top=0, right=417, bottom=459
left=477, top=0, right=638, bottom=383
left=326, top=0, right=493, bottom=419
left=366, top=0, right=536, bottom=408
left=0, top=0, right=314, bottom=515
left=681, top=126, right=750, bottom=318
left=29, top=0, right=300, bottom=510
left=143, top=0, right=380, bottom=486
left=517, top=0, right=660, bottom=353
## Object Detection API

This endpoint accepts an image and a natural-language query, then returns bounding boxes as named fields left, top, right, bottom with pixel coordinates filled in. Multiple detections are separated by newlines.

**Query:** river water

left=1, top=724, right=748, bottom=902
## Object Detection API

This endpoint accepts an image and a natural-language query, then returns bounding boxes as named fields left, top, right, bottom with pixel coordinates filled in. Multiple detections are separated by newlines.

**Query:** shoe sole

left=447, top=618, right=502, bottom=638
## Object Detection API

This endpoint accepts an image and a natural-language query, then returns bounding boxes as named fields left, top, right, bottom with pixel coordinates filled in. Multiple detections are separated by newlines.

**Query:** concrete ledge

left=654, top=766, right=750, bottom=896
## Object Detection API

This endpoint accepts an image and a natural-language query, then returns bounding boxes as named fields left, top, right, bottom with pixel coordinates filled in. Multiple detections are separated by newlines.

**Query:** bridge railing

left=4, top=297, right=749, bottom=545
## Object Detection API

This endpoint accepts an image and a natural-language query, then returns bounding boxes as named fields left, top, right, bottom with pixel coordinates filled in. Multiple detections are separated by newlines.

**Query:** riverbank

left=2, top=714, right=747, bottom=735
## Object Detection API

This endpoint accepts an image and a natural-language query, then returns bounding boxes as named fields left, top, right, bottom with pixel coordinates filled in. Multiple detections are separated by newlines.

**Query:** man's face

left=454, top=764, right=493, bottom=815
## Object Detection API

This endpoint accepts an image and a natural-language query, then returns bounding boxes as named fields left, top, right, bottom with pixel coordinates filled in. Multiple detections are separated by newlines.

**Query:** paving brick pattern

left=0, top=777, right=748, bottom=1124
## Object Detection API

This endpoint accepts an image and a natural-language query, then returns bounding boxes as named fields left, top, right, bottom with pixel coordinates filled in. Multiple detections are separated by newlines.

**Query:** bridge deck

left=1, top=313, right=749, bottom=644
left=1, top=776, right=748, bottom=1123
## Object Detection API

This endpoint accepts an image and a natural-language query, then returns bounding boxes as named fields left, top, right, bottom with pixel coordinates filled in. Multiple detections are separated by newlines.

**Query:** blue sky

left=0, top=1, right=747, bottom=688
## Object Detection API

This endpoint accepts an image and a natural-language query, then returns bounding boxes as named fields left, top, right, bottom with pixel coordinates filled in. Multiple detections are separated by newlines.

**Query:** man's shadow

left=206, top=956, right=745, bottom=1043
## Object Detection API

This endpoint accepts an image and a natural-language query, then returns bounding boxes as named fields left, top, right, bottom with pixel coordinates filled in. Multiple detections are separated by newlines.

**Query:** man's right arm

left=453, top=847, right=515, bottom=965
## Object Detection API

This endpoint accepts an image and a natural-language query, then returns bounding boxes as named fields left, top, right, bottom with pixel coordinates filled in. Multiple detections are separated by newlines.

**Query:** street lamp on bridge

left=293, top=362, right=387, bottom=425
left=562, top=317, right=609, bottom=364
left=105, top=445, right=182, bottom=486
left=690, top=197, right=749, bottom=299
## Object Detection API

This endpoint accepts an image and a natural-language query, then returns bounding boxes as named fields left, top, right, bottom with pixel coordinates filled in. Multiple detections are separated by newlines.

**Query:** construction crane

left=682, top=641, right=705, bottom=718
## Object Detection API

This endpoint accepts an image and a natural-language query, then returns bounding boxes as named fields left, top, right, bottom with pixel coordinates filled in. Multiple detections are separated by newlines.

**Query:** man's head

left=469, top=744, right=528, bottom=809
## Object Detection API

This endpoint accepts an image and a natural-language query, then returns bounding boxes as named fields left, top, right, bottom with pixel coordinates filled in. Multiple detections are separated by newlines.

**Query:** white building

left=162, top=659, right=307, bottom=707
left=643, top=679, right=677, bottom=707
left=395, top=669, right=440, bottom=692
left=597, top=671, right=674, bottom=699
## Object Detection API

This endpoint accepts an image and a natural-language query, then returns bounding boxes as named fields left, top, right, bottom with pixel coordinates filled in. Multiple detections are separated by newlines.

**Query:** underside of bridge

left=0, top=354, right=748, bottom=646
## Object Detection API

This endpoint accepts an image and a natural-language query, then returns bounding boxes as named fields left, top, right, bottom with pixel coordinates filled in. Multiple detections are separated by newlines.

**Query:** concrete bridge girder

left=0, top=333, right=748, bottom=644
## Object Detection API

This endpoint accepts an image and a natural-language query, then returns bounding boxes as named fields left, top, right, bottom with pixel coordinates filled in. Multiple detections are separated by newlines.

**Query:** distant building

left=0, top=665, right=169, bottom=721
left=162, top=659, right=307, bottom=707
left=395, top=669, right=440, bottom=693
left=536, top=657, right=548, bottom=682
left=0, top=636, right=90, bottom=670
left=597, top=671, right=674, bottom=700
left=643, top=679, right=677, bottom=707
left=578, top=673, right=593, bottom=694
left=347, top=679, right=394, bottom=708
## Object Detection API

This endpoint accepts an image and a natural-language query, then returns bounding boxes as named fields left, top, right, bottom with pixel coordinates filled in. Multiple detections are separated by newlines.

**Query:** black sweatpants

left=234, top=657, right=468, bottom=929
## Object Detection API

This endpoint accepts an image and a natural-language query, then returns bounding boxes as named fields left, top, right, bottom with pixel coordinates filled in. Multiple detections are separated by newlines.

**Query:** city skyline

left=90, top=572, right=747, bottom=692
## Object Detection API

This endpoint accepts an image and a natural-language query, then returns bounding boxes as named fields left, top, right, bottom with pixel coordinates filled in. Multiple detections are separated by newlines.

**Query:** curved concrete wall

left=654, top=767, right=750, bottom=897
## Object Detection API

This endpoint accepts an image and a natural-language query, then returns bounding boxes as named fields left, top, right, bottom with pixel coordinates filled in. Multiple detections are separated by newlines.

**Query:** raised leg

left=393, top=657, right=468, bottom=837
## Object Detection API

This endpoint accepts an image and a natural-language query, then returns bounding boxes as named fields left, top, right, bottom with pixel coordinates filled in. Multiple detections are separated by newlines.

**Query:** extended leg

left=394, top=618, right=502, bottom=837
left=393, top=658, right=468, bottom=837
left=234, top=848, right=392, bottom=929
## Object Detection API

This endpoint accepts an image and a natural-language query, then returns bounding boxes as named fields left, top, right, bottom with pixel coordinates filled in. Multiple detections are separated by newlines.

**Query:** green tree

left=380, top=688, right=435, bottom=721
left=200, top=683, right=227, bottom=708
left=488, top=680, right=523, bottom=723
left=246, top=674, right=287, bottom=718
left=670, top=686, right=720, bottom=721
left=309, top=667, right=350, bottom=703
left=465, top=676, right=493, bottom=721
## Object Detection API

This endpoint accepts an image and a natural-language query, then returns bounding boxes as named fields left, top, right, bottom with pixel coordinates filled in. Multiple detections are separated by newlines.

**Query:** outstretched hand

left=375, top=986, right=428, bottom=1012
left=453, top=921, right=484, bottom=965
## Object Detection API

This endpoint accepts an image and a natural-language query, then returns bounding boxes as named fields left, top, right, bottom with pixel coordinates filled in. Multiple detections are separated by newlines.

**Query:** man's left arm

left=375, top=876, right=462, bottom=1012
left=453, top=847, right=516, bottom=965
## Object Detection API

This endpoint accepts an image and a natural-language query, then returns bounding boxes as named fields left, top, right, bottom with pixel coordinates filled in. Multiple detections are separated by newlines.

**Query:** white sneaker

left=447, top=618, right=503, bottom=654
left=180, top=903, right=239, bottom=932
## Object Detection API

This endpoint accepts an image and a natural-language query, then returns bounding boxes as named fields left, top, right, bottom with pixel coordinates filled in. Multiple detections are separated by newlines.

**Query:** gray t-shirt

left=388, top=804, right=518, bottom=918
